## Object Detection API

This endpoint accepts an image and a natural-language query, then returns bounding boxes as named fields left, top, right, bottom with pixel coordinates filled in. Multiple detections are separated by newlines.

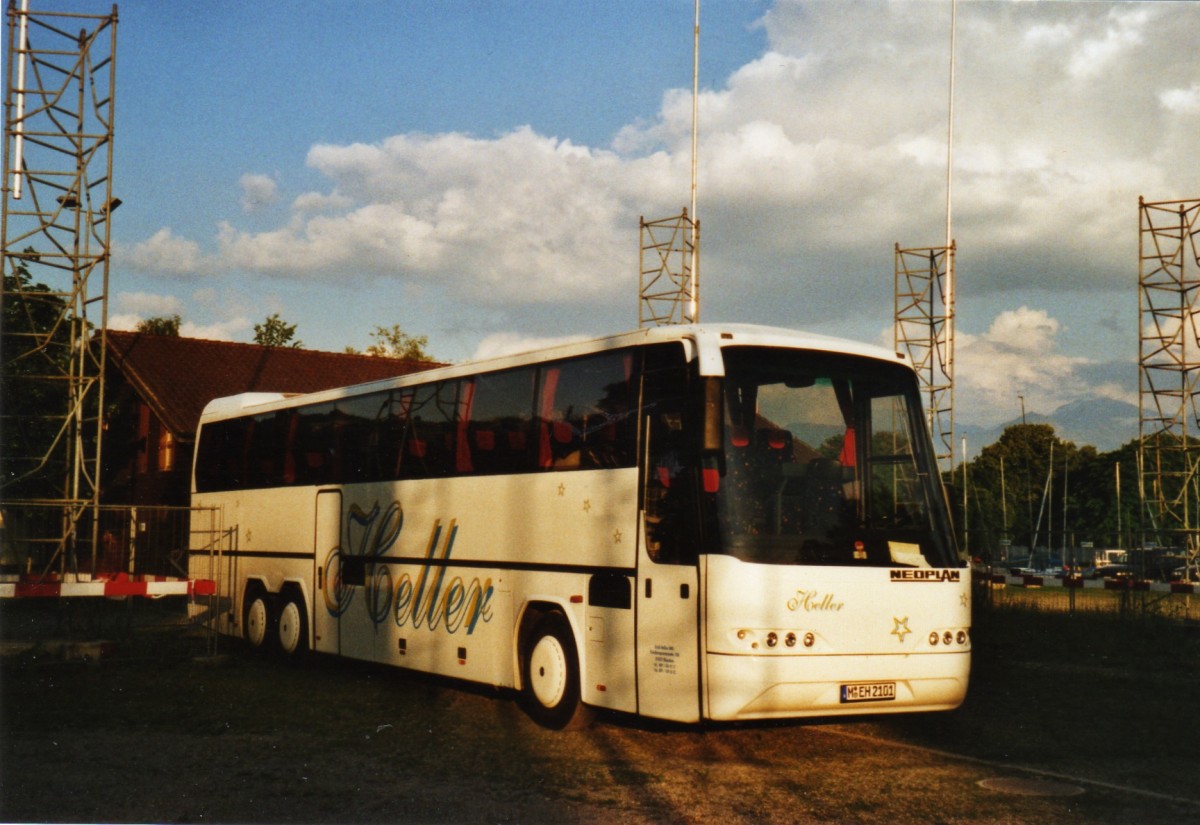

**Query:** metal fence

left=0, top=502, right=221, bottom=580
left=973, top=569, right=1199, bottom=625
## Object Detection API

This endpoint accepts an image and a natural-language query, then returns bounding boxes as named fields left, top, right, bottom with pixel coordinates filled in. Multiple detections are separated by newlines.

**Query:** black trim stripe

left=188, top=548, right=635, bottom=578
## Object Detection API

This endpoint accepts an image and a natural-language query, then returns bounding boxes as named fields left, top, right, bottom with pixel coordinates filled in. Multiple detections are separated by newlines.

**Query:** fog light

left=766, top=632, right=778, bottom=648
left=943, top=631, right=953, bottom=645
left=929, top=631, right=940, bottom=646
left=785, top=632, right=797, bottom=648
left=957, top=630, right=968, bottom=645
left=803, top=632, right=815, bottom=648
left=737, top=629, right=747, bottom=640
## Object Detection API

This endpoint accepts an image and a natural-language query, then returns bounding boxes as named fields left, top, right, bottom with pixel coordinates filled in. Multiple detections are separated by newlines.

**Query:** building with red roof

left=102, top=331, right=440, bottom=507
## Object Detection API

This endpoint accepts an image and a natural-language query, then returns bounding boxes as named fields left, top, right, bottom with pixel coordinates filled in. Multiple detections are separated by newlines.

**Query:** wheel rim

left=245, top=597, right=268, bottom=647
left=529, top=635, right=568, bottom=708
left=278, top=600, right=302, bottom=654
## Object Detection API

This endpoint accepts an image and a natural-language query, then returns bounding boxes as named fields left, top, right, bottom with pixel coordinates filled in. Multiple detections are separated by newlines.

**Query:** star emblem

left=890, top=616, right=911, bottom=643
left=557, top=483, right=565, bottom=497
left=960, top=593, right=969, bottom=607
left=613, top=529, right=622, bottom=544
left=582, top=499, right=592, bottom=512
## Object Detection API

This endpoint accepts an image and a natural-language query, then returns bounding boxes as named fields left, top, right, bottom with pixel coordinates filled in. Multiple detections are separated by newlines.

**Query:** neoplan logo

left=889, top=570, right=962, bottom=583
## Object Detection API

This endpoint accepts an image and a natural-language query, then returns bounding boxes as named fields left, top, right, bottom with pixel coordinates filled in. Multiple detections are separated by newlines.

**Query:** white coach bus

left=189, top=324, right=970, bottom=728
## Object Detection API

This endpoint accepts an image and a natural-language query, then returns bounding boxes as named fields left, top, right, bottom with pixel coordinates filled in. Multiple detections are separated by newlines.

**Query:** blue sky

left=10, top=0, right=1200, bottom=429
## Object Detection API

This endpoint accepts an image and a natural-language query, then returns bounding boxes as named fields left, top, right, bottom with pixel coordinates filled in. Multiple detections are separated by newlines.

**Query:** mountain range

left=958, top=397, right=1140, bottom=460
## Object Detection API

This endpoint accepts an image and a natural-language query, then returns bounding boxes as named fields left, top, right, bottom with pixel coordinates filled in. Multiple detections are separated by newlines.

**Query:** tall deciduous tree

left=136, top=315, right=181, bottom=336
left=347, top=324, right=433, bottom=361
left=254, top=313, right=303, bottom=348
left=2, top=259, right=74, bottom=497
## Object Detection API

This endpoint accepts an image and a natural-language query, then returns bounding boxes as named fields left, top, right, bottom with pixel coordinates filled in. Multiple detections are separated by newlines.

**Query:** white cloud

left=180, top=317, right=251, bottom=342
left=292, top=190, right=354, bottom=213
left=215, top=127, right=650, bottom=304
left=240, top=173, right=278, bottom=212
left=121, top=228, right=209, bottom=276
left=1066, top=7, right=1150, bottom=80
left=108, top=314, right=143, bottom=332
left=956, top=307, right=1092, bottom=426
left=1160, top=83, right=1200, bottom=114
left=471, top=331, right=593, bottom=361
left=114, top=291, right=184, bottom=317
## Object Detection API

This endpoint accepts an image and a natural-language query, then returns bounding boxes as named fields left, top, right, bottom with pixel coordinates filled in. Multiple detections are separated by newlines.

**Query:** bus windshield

left=714, top=346, right=957, bottom=569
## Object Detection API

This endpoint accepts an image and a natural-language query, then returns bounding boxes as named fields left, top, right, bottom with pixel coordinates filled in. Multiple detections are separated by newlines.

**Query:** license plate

left=840, top=681, right=896, bottom=703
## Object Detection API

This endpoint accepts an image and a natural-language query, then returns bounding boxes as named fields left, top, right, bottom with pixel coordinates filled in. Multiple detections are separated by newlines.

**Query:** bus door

left=636, top=529, right=700, bottom=721
left=635, top=353, right=702, bottom=722
left=313, top=489, right=342, bottom=655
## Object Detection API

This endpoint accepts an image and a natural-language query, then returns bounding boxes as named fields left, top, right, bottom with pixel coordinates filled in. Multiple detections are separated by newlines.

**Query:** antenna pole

left=689, top=0, right=700, bottom=322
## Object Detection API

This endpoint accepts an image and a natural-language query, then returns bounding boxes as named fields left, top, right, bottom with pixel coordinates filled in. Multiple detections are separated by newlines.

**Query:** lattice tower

left=1138, top=197, right=1200, bottom=571
left=639, top=209, right=699, bottom=327
left=894, top=243, right=955, bottom=473
left=1, top=2, right=118, bottom=575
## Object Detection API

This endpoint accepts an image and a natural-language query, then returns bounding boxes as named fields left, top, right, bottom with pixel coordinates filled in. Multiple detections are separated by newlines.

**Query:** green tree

left=136, top=315, right=181, bottom=336
left=955, top=424, right=1089, bottom=561
left=347, top=324, right=433, bottom=361
left=254, top=313, right=303, bottom=348
left=2, top=257, right=75, bottom=497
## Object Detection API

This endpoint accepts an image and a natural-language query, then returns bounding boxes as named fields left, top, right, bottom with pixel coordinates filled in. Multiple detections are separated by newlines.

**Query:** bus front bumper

left=704, top=651, right=970, bottom=721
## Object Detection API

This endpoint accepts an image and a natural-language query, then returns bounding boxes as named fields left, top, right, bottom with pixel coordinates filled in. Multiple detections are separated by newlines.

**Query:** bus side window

left=537, top=351, right=637, bottom=471
left=294, top=403, right=337, bottom=486
left=403, top=385, right=441, bottom=478
left=468, top=367, right=537, bottom=475
left=195, top=417, right=248, bottom=492
left=247, top=411, right=293, bottom=489
left=338, top=392, right=384, bottom=484
left=379, top=390, right=412, bottom=481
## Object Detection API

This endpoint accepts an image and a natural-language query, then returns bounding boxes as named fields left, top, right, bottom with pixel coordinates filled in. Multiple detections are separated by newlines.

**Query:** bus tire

left=521, top=612, right=592, bottom=730
left=276, top=590, right=309, bottom=661
left=242, top=587, right=273, bottom=653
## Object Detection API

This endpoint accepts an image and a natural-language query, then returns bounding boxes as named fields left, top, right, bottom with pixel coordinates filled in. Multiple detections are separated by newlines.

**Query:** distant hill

left=959, top=397, right=1139, bottom=459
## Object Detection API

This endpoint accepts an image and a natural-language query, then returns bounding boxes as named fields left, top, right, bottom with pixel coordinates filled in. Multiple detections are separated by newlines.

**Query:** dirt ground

left=2, top=598, right=1199, bottom=824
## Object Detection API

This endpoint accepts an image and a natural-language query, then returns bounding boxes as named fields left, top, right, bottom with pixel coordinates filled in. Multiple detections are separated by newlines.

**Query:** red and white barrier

left=0, top=573, right=216, bottom=599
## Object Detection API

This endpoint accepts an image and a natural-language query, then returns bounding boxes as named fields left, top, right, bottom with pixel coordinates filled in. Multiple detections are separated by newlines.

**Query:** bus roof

left=198, top=323, right=911, bottom=422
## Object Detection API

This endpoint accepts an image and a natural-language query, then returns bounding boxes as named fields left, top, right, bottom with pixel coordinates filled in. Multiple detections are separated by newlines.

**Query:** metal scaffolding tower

left=639, top=209, right=699, bottom=327
left=894, top=243, right=956, bottom=473
left=1, top=2, right=118, bottom=575
left=1138, top=197, right=1200, bottom=570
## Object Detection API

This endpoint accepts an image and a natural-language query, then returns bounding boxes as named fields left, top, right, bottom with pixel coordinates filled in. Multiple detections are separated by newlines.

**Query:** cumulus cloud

left=215, top=127, right=658, bottom=304
left=180, top=317, right=252, bottom=342
left=114, top=291, right=185, bottom=317
left=956, top=307, right=1092, bottom=425
left=1160, top=83, right=1200, bottom=114
left=240, top=173, right=278, bottom=212
left=121, top=228, right=209, bottom=276
left=471, top=331, right=593, bottom=361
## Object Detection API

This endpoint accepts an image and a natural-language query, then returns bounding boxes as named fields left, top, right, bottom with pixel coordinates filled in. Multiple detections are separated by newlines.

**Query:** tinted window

left=194, top=346, right=648, bottom=491
left=468, top=367, right=537, bottom=474
left=537, top=351, right=637, bottom=470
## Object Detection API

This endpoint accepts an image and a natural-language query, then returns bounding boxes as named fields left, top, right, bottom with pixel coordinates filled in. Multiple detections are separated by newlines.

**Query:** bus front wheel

left=521, top=612, right=592, bottom=730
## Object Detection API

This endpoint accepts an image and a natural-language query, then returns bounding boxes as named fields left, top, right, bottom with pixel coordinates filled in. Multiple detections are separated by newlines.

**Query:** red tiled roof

left=105, top=331, right=443, bottom=439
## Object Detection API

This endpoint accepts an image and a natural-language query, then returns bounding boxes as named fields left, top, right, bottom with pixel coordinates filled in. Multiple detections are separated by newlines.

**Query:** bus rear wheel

left=276, top=592, right=309, bottom=661
left=521, top=612, right=592, bottom=730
